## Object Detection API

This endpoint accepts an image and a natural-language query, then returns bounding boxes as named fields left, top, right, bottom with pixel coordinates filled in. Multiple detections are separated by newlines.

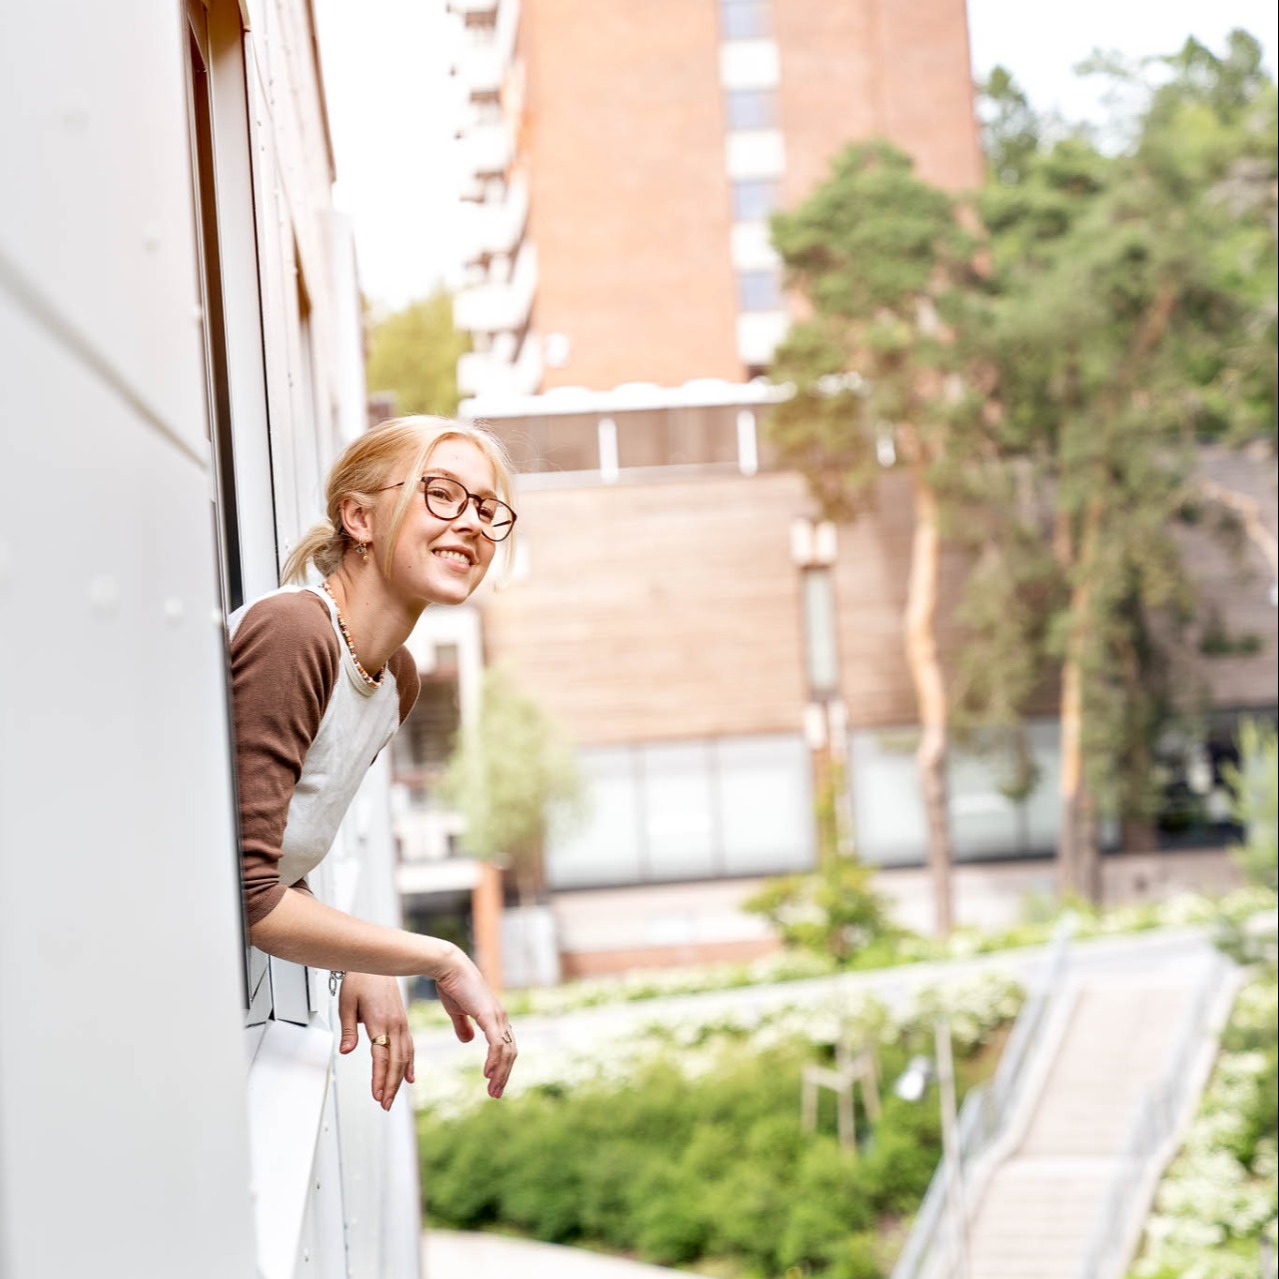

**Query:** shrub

left=743, top=852, right=907, bottom=965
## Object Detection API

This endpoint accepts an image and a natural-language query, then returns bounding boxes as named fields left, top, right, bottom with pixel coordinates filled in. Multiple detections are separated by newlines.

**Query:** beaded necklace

left=319, top=580, right=384, bottom=688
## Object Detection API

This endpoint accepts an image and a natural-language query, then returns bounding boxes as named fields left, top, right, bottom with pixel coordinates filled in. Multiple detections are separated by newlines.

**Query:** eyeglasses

left=380, top=475, right=518, bottom=542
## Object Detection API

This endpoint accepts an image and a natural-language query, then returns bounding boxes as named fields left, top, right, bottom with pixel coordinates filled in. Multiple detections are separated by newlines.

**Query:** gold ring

left=371, top=1034, right=390, bottom=1048
left=501, top=1031, right=514, bottom=1045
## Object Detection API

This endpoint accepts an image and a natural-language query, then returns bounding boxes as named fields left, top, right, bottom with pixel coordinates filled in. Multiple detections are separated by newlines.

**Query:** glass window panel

left=1021, top=719, right=1063, bottom=854
left=847, top=727, right=929, bottom=866
left=522, top=414, right=599, bottom=473
left=547, top=747, right=642, bottom=887
left=737, top=268, right=783, bottom=312
left=726, top=89, right=777, bottom=131
left=641, top=742, right=717, bottom=879
left=947, top=742, right=1022, bottom=861
left=716, top=735, right=815, bottom=875
left=613, top=408, right=667, bottom=469
left=719, top=0, right=772, bottom=40
left=731, top=179, right=779, bottom=222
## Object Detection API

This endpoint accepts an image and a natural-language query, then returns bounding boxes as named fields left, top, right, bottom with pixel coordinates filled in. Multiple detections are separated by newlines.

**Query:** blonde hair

left=281, top=415, right=518, bottom=585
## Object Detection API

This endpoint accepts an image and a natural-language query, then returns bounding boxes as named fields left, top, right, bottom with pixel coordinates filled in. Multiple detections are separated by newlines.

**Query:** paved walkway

left=422, top=1229, right=686, bottom=1278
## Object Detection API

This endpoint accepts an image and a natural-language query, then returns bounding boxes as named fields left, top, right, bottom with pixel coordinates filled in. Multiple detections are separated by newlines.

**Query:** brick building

left=451, top=0, right=982, bottom=394
left=390, top=0, right=1278, bottom=981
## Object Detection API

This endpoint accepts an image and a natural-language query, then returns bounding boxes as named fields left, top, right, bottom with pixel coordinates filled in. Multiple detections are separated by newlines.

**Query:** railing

left=890, top=916, right=1077, bottom=1279
left=1074, top=948, right=1230, bottom=1279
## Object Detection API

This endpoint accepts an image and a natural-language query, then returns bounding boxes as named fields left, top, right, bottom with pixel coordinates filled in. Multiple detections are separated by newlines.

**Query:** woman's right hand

left=433, top=944, right=517, bottom=1099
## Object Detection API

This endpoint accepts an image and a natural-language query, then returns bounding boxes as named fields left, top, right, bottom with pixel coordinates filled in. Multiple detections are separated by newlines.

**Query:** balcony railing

left=461, top=173, right=529, bottom=265
left=458, top=119, right=513, bottom=181
left=457, top=331, right=543, bottom=398
left=453, top=240, right=537, bottom=334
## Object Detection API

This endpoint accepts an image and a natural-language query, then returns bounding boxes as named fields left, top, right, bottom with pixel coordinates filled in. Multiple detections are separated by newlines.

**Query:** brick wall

left=475, top=466, right=970, bottom=745
left=519, top=0, right=983, bottom=391
left=775, top=0, right=984, bottom=202
left=473, top=451, right=1277, bottom=750
left=524, top=0, right=742, bottom=390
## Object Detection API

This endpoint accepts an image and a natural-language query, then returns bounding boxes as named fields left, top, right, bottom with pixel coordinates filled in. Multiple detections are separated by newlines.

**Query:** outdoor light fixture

left=893, top=1054, right=936, bottom=1104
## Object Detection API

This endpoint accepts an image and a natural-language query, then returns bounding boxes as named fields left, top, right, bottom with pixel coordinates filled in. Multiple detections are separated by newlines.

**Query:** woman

left=230, top=415, right=519, bottom=1112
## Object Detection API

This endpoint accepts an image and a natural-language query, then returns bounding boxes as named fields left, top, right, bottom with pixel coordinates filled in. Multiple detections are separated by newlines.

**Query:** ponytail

left=281, top=520, right=348, bottom=584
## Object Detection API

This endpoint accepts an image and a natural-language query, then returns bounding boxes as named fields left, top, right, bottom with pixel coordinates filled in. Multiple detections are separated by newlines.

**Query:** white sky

left=314, top=0, right=1276, bottom=311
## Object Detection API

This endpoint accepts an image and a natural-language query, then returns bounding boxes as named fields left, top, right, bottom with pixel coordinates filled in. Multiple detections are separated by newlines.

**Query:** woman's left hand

left=337, top=972, right=415, bottom=1111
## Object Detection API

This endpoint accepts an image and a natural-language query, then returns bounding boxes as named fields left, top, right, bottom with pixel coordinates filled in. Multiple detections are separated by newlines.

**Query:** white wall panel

left=0, top=289, right=256, bottom=1279
left=0, top=7, right=207, bottom=456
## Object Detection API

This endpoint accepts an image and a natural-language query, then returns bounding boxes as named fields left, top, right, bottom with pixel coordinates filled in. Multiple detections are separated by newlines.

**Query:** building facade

left=394, top=0, right=1278, bottom=980
left=450, top=0, right=983, bottom=396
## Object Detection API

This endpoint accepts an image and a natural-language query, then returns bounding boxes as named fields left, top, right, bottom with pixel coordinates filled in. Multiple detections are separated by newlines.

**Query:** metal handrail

left=1074, top=949, right=1228, bottom=1279
left=890, top=916, right=1076, bottom=1279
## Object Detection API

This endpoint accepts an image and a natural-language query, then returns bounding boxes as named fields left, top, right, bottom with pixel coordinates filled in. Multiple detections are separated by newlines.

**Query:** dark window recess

left=395, top=678, right=462, bottom=772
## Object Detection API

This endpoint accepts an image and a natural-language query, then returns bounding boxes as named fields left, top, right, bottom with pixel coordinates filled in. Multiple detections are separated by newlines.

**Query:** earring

left=355, top=541, right=369, bottom=560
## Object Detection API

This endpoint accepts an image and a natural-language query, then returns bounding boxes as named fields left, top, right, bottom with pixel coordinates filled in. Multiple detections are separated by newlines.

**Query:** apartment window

left=726, top=88, right=777, bottom=131
left=188, top=8, right=244, bottom=613
left=395, top=677, right=462, bottom=774
left=737, top=268, right=784, bottom=312
left=547, top=735, right=815, bottom=887
left=731, top=178, right=780, bottom=222
left=848, top=719, right=1068, bottom=867
left=719, top=0, right=772, bottom=40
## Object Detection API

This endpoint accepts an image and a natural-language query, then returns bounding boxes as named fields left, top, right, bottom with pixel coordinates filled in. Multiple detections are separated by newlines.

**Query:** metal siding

left=0, top=289, right=257, bottom=1278
left=0, top=5, right=209, bottom=456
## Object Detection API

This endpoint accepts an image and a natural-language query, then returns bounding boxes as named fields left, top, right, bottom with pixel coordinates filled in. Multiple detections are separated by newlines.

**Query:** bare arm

left=249, top=885, right=452, bottom=975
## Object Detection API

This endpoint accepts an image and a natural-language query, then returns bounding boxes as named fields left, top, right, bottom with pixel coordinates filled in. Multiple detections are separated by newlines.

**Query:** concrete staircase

left=964, top=983, right=1193, bottom=1279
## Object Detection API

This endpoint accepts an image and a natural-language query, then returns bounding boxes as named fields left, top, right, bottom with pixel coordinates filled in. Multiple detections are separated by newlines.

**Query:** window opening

left=731, top=178, right=780, bottom=222
left=719, top=0, right=772, bottom=41
left=726, top=88, right=777, bottom=131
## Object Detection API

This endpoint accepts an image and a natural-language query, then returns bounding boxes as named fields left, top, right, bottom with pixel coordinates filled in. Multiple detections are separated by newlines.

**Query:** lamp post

left=894, top=1015, right=970, bottom=1279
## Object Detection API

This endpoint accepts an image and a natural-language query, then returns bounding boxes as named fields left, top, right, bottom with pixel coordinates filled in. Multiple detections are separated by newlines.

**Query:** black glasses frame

left=378, top=475, right=518, bottom=543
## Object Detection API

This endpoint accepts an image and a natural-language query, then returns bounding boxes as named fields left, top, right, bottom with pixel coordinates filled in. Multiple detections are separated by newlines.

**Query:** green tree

left=968, top=33, right=1276, bottom=898
left=364, top=288, right=470, bottom=417
left=1224, top=719, right=1279, bottom=891
left=767, top=140, right=990, bottom=935
left=439, top=665, right=585, bottom=905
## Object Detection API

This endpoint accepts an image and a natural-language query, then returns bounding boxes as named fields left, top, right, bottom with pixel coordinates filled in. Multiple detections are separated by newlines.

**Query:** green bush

left=1225, top=718, right=1278, bottom=892
left=418, top=1033, right=1009, bottom=1279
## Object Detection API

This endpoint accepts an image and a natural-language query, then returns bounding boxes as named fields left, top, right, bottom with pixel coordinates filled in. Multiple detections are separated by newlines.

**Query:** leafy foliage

left=364, top=288, right=469, bottom=418
left=421, top=1033, right=1000, bottom=1278
left=439, top=665, right=585, bottom=901
left=1126, top=965, right=1278, bottom=1279
left=955, top=33, right=1278, bottom=886
left=1224, top=718, right=1279, bottom=892
left=743, top=852, right=906, bottom=967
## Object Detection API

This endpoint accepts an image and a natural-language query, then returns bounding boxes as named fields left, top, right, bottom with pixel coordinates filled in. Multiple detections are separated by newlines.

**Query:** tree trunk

left=1058, top=501, right=1102, bottom=903
left=904, top=465, right=954, bottom=936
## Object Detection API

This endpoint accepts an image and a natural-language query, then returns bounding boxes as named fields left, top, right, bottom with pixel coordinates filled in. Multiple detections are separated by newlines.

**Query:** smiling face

left=379, top=436, right=501, bottom=609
